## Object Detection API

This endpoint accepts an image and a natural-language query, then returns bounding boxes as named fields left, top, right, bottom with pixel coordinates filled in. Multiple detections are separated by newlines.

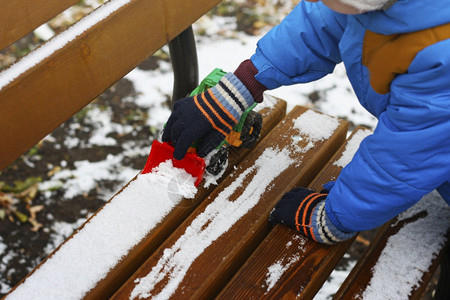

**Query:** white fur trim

left=338, top=0, right=391, bottom=12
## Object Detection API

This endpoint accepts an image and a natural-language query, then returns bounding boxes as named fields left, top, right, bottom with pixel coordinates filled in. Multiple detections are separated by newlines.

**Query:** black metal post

left=168, top=26, right=199, bottom=109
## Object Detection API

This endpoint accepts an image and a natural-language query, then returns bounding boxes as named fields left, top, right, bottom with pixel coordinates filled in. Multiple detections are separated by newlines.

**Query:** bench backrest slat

left=0, top=0, right=221, bottom=171
left=0, top=0, right=78, bottom=50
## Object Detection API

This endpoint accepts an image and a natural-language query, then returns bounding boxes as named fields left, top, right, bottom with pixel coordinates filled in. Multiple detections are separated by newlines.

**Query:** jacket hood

left=358, top=0, right=450, bottom=34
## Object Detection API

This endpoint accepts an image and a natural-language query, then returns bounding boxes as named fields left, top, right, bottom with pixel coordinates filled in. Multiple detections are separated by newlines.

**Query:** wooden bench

left=5, top=101, right=449, bottom=299
left=2, top=1, right=449, bottom=299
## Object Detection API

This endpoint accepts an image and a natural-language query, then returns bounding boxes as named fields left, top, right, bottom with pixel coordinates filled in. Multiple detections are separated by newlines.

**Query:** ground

left=0, top=0, right=440, bottom=298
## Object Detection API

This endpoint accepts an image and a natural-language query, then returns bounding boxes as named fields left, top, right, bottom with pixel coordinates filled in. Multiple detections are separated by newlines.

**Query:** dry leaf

left=47, top=166, right=62, bottom=177
left=0, top=191, right=14, bottom=207
left=18, top=184, right=39, bottom=204
left=28, top=205, right=44, bottom=232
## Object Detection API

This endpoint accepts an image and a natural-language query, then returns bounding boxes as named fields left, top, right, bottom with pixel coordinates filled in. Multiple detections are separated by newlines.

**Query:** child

left=162, top=0, right=450, bottom=244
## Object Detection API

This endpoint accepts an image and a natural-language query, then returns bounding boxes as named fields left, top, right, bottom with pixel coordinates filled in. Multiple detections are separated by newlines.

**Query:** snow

left=124, top=64, right=173, bottom=128
left=264, top=237, right=306, bottom=293
left=5, top=161, right=197, bottom=300
left=269, top=64, right=378, bottom=129
left=334, top=128, right=372, bottom=168
left=293, top=110, right=340, bottom=142
left=0, top=0, right=131, bottom=91
left=51, top=154, right=139, bottom=199
left=265, top=261, right=291, bottom=291
left=315, top=257, right=357, bottom=300
left=86, top=106, right=134, bottom=147
left=43, top=219, right=87, bottom=255
left=0, top=238, right=6, bottom=254
left=130, top=147, right=294, bottom=299
left=33, top=24, right=55, bottom=41
left=361, top=190, right=450, bottom=300
left=0, top=250, right=15, bottom=294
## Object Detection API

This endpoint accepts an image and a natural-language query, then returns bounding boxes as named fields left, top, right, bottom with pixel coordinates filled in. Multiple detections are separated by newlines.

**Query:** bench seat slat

left=111, top=106, right=348, bottom=299
left=217, top=127, right=372, bottom=299
left=4, top=97, right=285, bottom=300
left=83, top=97, right=287, bottom=299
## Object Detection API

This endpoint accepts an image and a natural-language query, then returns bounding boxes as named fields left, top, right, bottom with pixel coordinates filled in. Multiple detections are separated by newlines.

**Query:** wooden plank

left=83, top=97, right=287, bottom=299
left=4, top=97, right=286, bottom=300
left=111, top=106, right=348, bottom=300
left=334, top=195, right=450, bottom=299
left=0, top=0, right=78, bottom=50
left=217, top=127, right=372, bottom=299
left=0, top=0, right=221, bottom=171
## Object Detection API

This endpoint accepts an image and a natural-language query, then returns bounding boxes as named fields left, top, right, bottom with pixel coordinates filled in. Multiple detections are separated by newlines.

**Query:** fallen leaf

left=18, top=184, right=39, bottom=204
left=13, top=210, right=28, bottom=223
left=0, top=191, right=14, bottom=207
left=28, top=205, right=44, bottom=232
left=1, top=177, right=42, bottom=193
left=47, top=166, right=62, bottom=177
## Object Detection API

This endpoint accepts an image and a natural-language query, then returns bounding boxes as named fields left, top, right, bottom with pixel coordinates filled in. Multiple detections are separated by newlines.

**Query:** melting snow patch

left=130, top=147, right=294, bottom=299
left=6, top=161, right=197, bottom=300
left=264, top=238, right=306, bottom=293
left=265, top=261, right=290, bottom=292
left=361, top=190, right=450, bottom=300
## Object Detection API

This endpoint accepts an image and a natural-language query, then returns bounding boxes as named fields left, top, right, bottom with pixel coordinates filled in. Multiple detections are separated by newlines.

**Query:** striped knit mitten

left=269, top=187, right=355, bottom=245
left=162, top=73, right=254, bottom=160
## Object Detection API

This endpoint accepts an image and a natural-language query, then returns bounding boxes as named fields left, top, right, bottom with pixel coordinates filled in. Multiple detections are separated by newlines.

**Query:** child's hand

left=269, top=187, right=327, bottom=235
left=269, top=187, right=355, bottom=244
left=162, top=73, right=254, bottom=160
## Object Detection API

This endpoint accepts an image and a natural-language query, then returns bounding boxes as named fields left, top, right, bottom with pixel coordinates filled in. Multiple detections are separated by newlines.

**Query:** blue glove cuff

left=311, top=201, right=356, bottom=245
left=210, top=73, right=255, bottom=121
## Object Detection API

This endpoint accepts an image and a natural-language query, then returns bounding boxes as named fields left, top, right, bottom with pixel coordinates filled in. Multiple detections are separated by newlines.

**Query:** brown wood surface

left=83, top=97, right=287, bottom=299
left=4, top=98, right=285, bottom=300
left=0, top=0, right=78, bottom=50
left=4, top=98, right=285, bottom=299
left=217, top=127, right=369, bottom=300
left=334, top=212, right=450, bottom=299
left=111, top=106, right=348, bottom=300
left=0, top=0, right=221, bottom=171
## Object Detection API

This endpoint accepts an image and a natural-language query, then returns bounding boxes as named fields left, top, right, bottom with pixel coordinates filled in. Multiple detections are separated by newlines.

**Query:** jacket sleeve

left=325, top=40, right=450, bottom=232
left=250, top=1, right=347, bottom=89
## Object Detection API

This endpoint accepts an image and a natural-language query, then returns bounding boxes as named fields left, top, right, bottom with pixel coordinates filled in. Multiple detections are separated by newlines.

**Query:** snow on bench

left=335, top=189, right=450, bottom=299
left=111, top=106, right=348, bottom=299
left=4, top=97, right=286, bottom=300
left=83, top=96, right=287, bottom=299
left=220, top=125, right=449, bottom=300
left=217, top=127, right=373, bottom=299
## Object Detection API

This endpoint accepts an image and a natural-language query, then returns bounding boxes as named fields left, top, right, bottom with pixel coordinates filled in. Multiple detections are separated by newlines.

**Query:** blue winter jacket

left=251, top=0, right=450, bottom=232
